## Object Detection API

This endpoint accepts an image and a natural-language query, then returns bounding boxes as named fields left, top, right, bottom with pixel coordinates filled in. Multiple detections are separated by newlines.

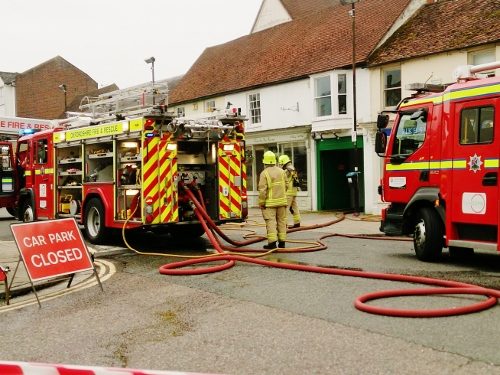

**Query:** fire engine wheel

left=22, top=202, right=34, bottom=222
left=84, top=198, right=109, bottom=244
left=413, top=207, right=443, bottom=262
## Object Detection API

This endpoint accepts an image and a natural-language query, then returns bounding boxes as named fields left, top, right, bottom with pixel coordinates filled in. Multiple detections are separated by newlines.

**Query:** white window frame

left=314, top=75, right=332, bottom=118
left=177, top=107, right=185, bottom=117
left=204, top=100, right=215, bottom=113
left=382, top=67, right=401, bottom=109
left=313, top=72, right=350, bottom=119
left=248, top=92, right=261, bottom=125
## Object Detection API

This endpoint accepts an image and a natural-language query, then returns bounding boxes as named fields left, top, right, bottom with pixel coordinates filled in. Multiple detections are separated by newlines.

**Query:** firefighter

left=258, top=151, right=287, bottom=249
left=279, top=154, right=301, bottom=228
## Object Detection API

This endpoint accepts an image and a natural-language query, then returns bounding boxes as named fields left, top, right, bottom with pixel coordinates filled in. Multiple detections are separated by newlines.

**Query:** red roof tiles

left=170, top=0, right=412, bottom=104
left=369, top=0, right=500, bottom=66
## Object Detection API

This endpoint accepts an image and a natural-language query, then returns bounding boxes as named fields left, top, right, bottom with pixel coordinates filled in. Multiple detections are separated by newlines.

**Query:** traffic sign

left=10, top=218, right=94, bottom=281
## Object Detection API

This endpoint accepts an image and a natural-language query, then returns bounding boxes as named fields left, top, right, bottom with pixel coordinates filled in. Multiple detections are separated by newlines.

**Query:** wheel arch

left=402, top=187, right=444, bottom=235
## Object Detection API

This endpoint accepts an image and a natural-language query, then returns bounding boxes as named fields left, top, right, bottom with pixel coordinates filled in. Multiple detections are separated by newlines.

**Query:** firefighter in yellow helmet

left=279, top=154, right=301, bottom=228
left=258, top=151, right=288, bottom=249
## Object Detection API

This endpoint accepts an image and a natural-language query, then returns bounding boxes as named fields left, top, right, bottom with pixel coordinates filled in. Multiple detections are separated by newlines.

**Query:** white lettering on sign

left=462, top=192, right=486, bottom=214
left=23, top=235, right=47, bottom=247
left=31, top=248, right=83, bottom=268
left=48, top=230, right=76, bottom=243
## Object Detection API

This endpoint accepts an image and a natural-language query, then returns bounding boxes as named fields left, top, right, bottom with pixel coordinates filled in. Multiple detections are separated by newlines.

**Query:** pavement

left=0, top=208, right=382, bottom=304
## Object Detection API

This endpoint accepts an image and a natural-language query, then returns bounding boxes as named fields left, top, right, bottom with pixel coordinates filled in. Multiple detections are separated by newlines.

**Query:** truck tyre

left=84, top=198, right=109, bottom=244
left=21, top=202, right=34, bottom=222
left=413, top=207, right=443, bottom=262
left=6, top=207, right=17, bottom=218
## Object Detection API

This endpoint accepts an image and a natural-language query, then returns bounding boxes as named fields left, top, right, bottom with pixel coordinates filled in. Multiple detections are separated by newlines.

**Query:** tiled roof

left=281, top=0, right=339, bottom=19
left=170, top=0, right=412, bottom=104
left=369, top=0, right=500, bottom=66
left=0, top=72, right=17, bottom=85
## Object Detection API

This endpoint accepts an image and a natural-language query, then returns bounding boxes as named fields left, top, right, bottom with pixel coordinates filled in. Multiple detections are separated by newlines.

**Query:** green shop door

left=317, top=136, right=364, bottom=211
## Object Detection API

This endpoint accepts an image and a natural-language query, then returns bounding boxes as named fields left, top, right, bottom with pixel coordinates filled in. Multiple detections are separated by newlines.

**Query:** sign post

left=10, top=218, right=102, bottom=307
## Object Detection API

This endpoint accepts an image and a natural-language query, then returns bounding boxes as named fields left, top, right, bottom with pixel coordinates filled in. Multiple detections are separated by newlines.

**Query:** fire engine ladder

left=78, top=79, right=170, bottom=119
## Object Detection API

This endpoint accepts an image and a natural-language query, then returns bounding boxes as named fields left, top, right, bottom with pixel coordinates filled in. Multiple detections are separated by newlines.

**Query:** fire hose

left=123, top=185, right=500, bottom=318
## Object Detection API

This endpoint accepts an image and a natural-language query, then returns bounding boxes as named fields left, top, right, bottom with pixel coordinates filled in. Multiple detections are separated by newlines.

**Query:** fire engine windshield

left=391, top=109, right=427, bottom=159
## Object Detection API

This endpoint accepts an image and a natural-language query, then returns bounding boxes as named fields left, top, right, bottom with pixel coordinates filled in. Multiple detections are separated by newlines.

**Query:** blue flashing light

left=19, top=129, right=36, bottom=136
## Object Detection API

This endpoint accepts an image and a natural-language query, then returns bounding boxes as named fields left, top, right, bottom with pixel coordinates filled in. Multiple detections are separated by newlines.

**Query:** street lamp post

left=340, top=0, right=361, bottom=214
left=145, top=56, right=156, bottom=105
left=58, top=84, right=67, bottom=117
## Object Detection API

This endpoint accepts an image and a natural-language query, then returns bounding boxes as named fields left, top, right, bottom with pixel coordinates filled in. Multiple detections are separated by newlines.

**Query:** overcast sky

left=3, top=0, right=262, bottom=89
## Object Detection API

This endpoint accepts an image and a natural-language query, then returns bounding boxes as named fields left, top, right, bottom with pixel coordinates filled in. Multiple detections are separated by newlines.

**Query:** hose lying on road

left=127, top=186, right=500, bottom=318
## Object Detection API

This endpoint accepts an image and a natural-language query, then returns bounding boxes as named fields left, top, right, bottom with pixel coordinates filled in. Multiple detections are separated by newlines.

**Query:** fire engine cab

left=375, top=61, right=500, bottom=261
left=15, top=88, right=248, bottom=244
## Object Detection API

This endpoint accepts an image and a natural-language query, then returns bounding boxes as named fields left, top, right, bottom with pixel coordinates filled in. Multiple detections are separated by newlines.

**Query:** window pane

left=249, top=93, right=261, bottom=124
left=384, top=70, right=401, bottom=89
left=338, top=74, right=346, bottom=94
left=385, top=88, right=401, bottom=107
left=293, top=144, right=307, bottom=192
left=392, top=111, right=427, bottom=156
left=461, top=106, right=494, bottom=145
left=315, top=76, right=331, bottom=97
left=316, top=97, right=332, bottom=117
left=338, top=95, right=347, bottom=115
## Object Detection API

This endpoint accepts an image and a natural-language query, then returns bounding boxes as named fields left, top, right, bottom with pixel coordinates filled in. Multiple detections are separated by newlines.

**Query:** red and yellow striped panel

left=158, top=140, right=178, bottom=223
left=142, top=136, right=161, bottom=224
left=218, top=141, right=243, bottom=220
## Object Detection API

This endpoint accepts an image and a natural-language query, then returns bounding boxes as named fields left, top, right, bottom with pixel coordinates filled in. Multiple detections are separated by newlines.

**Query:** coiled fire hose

left=123, top=186, right=500, bottom=318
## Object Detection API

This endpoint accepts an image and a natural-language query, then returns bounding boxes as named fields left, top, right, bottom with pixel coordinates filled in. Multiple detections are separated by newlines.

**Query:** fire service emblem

left=468, top=153, right=483, bottom=173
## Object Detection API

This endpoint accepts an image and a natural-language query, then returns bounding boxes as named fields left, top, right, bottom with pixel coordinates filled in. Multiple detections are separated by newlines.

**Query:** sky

left=2, top=0, right=263, bottom=89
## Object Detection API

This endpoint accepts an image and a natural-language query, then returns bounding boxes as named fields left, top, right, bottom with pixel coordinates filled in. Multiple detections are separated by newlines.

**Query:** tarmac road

left=0, top=208, right=499, bottom=374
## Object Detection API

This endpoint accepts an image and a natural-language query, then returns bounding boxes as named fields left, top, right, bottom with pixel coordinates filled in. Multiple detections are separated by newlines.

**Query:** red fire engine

left=15, top=110, right=248, bottom=244
left=0, top=116, right=56, bottom=217
left=375, top=61, right=500, bottom=261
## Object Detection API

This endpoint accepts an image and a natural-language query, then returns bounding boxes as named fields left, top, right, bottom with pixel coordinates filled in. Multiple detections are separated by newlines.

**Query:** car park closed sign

left=11, top=218, right=94, bottom=281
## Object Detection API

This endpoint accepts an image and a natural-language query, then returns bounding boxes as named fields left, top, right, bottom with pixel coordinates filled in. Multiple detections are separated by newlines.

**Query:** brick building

left=15, top=56, right=98, bottom=119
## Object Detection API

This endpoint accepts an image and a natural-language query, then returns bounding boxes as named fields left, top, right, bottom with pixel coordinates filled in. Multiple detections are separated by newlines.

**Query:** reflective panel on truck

left=142, top=135, right=179, bottom=224
left=218, top=141, right=243, bottom=219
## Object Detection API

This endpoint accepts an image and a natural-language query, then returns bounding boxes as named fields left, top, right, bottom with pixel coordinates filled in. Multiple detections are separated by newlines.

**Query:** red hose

left=159, top=189, right=499, bottom=318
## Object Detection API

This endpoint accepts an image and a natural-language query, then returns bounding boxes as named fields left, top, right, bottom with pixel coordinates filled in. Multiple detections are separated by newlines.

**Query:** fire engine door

left=218, top=141, right=243, bottom=219
left=141, top=136, right=178, bottom=224
left=33, top=137, right=55, bottom=219
left=450, top=100, right=498, bottom=236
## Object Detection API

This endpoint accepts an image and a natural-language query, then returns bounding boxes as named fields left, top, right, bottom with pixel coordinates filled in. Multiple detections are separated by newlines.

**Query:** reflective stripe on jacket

left=258, top=166, right=287, bottom=207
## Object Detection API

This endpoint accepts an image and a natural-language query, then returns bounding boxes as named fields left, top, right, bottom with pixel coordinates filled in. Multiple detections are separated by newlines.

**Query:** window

left=391, top=109, right=427, bottom=157
left=460, top=106, right=494, bottom=145
left=338, top=74, right=347, bottom=115
left=36, top=139, right=48, bottom=164
left=469, top=49, right=496, bottom=77
left=315, top=76, right=331, bottom=117
left=245, top=142, right=308, bottom=193
left=383, top=68, right=401, bottom=107
left=205, top=100, right=215, bottom=112
left=177, top=107, right=185, bottom=117
left=248, top=93, right=261, bottom=124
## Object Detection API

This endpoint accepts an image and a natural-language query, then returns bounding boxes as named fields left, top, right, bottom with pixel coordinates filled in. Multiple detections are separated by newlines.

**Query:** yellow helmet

left=263, top=151, right=276, bottom=165
left=279, top=154, right=290, bottom=166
